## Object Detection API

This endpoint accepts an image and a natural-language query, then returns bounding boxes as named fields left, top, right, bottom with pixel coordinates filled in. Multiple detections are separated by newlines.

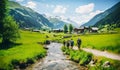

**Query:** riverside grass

left=0, top=30, right=48, bottom=69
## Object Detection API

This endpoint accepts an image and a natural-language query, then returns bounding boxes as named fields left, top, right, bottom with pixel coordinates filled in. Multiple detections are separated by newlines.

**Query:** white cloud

left=70, top=10, right=103, bottom=25
left=89, top=10, right=103, bottom=17
left=46, top=4, right=55, bottom=8
left=26, top=1, right=36, bottom=9
left=16, top=0, right=24, bottom=2
left=75, top=3, right=94, bottom=14
left=53, top=5, right=67, bottom=14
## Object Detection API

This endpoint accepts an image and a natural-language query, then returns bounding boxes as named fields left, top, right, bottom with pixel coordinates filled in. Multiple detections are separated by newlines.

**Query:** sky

left=11, top=0, right=120, bottom=25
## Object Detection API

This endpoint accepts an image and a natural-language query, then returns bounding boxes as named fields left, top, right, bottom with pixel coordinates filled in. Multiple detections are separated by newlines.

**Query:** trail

left=73, top=47, right=120, bottom=61
left=32, top=43, right=86, bottom=70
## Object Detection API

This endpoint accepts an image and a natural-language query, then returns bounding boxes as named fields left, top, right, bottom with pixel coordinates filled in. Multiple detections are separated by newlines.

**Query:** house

left=53, top=29, right=63, bottom=33
left=74, top=27, right=84, bottom=33
left=91, top=27, right=99, bottom=32
left=74, top=26, right=99, bottom=33
left=32, top=29, right=40, bottom=32
left=24, top=27, right=31, bottom=31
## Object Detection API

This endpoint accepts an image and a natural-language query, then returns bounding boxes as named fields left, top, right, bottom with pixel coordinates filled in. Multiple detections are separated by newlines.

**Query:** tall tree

left=69, top=24, right=73, bottom=34
left=0, top=0, right=19, bottom=47
left=64, top=24, right=68, bottom=33
left=2, top=16, right=20, bottom=43
left=0, top=0, right=8, bottom=34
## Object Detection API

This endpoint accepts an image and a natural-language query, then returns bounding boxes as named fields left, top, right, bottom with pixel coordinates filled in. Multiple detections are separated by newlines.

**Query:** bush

left=36, top=53, right=46, bottom=59
left=44, top=40, right=50, bottom=44
left=19, top=60, right=27, bottom=69
left=26, top=58, right=34, bottom=64
left=11, top=59, right=19, bottom=66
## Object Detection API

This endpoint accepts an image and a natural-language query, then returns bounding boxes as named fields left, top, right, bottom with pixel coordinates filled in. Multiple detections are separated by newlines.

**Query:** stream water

left=32, top=43, right=86, bottom=70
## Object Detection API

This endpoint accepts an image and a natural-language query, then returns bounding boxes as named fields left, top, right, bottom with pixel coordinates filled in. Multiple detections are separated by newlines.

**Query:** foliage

left=0, top=0, right=8, bottom=34
left=2, top=16, right=19, bottom=43
left=68, top=24, right=73, bottom=34
left=64, top=24, right=68, bottom=33
left=0, top=0, right=20, bottom=49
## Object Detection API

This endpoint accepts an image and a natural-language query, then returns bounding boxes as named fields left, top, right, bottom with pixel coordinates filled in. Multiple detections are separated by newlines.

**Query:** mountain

left=81, top=2, right=120, bottom=27
left=94, top=2, right=120, bottom=27
left=47, top=17, right=66, bottom=29
left=8, top=1, right=53, bottom=29
left=63, top=18, right=79, bottom=27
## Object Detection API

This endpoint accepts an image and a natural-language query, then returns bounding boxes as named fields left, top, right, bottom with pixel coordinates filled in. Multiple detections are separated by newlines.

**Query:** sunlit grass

left=67, top=33, right=120, bottom=54
left=0, top=30, right=47, bottom=69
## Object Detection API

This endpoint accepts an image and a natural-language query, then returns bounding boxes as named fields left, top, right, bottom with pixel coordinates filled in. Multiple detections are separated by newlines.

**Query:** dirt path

left=73, top=47, right=120, bottom=61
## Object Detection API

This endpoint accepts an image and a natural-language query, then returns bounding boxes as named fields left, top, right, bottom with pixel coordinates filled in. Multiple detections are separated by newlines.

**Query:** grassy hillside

left=8, top=1, right=54, bottom=29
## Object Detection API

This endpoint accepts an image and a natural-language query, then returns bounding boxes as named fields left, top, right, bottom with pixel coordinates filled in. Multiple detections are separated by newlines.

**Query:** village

left=24, top=26, right=99, bottom=34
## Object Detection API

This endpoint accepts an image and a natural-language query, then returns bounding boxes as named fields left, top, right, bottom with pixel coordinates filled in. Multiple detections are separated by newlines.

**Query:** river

left=32, top=43, right=86, bottom=70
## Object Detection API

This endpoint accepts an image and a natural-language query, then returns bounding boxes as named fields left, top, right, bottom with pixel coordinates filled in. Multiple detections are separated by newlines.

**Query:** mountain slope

left=48, top=17, right=66, bottom=29
left=81, top=2, right=120, bottom=27
left=8, top=1, right=53, bottom=28
left=94, top=2, right=120, bottom=27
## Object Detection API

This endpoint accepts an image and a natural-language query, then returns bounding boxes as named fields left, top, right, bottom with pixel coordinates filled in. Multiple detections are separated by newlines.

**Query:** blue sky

left=11, top=0, right=120, bottom=25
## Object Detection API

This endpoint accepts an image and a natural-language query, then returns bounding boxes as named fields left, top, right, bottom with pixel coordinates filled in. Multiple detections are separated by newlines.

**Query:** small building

left=32, top=29, right=40, bottom=32
left=74, top=27, right=84, bottom=33
left=91, top=27, right=99, bottom=32
left=24, top=27, right=31, bottom=31
left=53, top=29, right=63, bottom=33
left=74, top=26, right=99, bottom=33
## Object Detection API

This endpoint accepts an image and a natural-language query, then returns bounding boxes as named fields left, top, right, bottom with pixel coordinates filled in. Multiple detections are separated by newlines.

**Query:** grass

left=62, top=46, right=120, bottom=70
left=0, top=30, right=47, bottom=69
left=88, top=56, right=120, bottom=70
left=61, top=46, right=93, bottom=65
left=48, top=31, right=120, bottom=54
left=61, top=33, right=120, bottom=54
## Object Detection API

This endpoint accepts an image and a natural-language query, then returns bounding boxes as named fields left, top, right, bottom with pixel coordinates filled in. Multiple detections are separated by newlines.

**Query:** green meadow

left=61, top=33, right=120, bottom=54
left=0, top=30, right=47, bottom=69
left=81, top=34, right=120, bottom=54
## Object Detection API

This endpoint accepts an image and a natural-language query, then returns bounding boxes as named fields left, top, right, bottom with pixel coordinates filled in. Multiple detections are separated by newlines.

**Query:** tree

left=69, top=24, right=73, bottom=34
left=2, top=16, right=20, bottom=43
left=64, top=24, right=68, bottom=33
left=0, top=0, right=8, bottom=34
left=0, top=0, right=19, bottom=47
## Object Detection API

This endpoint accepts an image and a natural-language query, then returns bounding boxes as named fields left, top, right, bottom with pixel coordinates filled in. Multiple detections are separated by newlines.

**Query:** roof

left=92, top=27, right=99, bottom=30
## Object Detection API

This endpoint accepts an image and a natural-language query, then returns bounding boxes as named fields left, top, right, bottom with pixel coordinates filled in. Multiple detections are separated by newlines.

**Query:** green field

left=61, top=33, right=120, bottom=54
left=0, top=30, right=48, bottom=69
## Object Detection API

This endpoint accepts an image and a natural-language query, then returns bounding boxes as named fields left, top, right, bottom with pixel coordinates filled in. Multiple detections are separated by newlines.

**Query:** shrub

left=26, top=58, right=34, bottom=64
left=19, top=60, right=27, bottom=69
left=11, top=59, right=19, bottom=66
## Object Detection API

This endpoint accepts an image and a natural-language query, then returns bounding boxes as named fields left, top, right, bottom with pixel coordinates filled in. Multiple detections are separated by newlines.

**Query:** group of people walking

left=63, top=38, right=82, bottom=50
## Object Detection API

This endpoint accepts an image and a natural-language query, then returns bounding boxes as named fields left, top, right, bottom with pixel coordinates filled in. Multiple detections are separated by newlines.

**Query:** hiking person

left=70, top=39, right=74, bottom=49
left=77, top=38, right=81, bottom=50
left=66, top=40, right=70, bottom=48
left=63, top=40, right=66, bottom=47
